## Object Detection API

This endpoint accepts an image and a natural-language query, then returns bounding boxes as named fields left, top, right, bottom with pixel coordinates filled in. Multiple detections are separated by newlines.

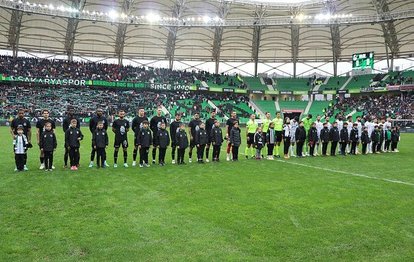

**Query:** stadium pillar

left=252, top=5, right=266, bottom=77
left=64, top=0, right=86, bottom=62
left=372, top=0, right=400, bottom=71
left=115, top=0, right=135, bottom=66
left=166, top=0, right=186, bottom=71
left=291, top=25, right=299, bottom=78
left=8, top=10, right=23, bottom=58
left=212, top=1, right=230, bottom=75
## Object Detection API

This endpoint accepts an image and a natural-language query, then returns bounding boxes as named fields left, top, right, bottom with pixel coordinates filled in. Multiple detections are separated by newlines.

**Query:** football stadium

left=1, top=0, right=413, bottom=260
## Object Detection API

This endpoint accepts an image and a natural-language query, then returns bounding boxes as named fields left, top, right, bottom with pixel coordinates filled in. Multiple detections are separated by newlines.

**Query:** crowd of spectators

left=0, top=85, right=253, bottom=124
left=329, top=94, right=413, bottom=120
left=0, top=55, right=244, bottom=89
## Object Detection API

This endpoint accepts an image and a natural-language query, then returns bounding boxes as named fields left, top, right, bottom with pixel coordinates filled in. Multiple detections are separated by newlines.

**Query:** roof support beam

left=7, top=9, right=23, bottom=58
left=115, top=0, right=135, bottom=65
left=64, top=0, right=86, bottom=61
left=166, top=0, right=186, bottom=70
left=212, top=1, right=230, bottom=74
left=372, top=0, right=399, bottom=70
left=252, top=5, right=266, bottom=77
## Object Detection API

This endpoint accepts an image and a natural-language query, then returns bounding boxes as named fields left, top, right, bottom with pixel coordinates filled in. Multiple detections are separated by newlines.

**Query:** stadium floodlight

left=48, top=4, right=54, bottom=10
left=108, top=10, right=119, bottom=20
left=203, top=15, right=211, bottom=23
left=146, top=13, right=160, bottom=23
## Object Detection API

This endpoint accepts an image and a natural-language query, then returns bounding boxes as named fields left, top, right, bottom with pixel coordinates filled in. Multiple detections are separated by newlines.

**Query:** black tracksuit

left=340, top=128, right=349, bottom=155
left=92, top=128, right=108, bottom=167
left=295, top=126, right=306, bottom=157
left=65, top=127, right=84, bottom=167
left=391, top=130, right=400, bottom=151
left=176, top=129, right=189, bottom=164
left=132, top=115, right=149, bottom=162
left=308, top=127, right=318, bottom=156
left=361, top=131, right=370, bottom=154
left=170, top=120, right=182, bottom=161
left=89, top=115, right=108, bottom=162
left=40, top=130, right=57, bottom=170
left=230, top=127, right=241, bottom=160
left=329, top=127, right=340, bottom=156
left=137, top=128, right=152, bottom=165
left=371, top=130, right=380, bottom=153
left=210, top=126, right=223, bottom=161
left=195, top=128, right=208, bottom=162
left=150, top=115, right=167, bottom=161
left=349, top=128, right=359, bottom=155
left=320, top=127, right=330, bottom=156
left=63, top=116, right=80, bottom=166
left=156, top=129, right=170, bottom=164
left=379, top=128, right=385, bottom=152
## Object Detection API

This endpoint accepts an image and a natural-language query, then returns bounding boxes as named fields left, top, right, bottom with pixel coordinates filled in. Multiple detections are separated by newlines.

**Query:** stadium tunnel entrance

left=282, top=110, right=303, bottom=121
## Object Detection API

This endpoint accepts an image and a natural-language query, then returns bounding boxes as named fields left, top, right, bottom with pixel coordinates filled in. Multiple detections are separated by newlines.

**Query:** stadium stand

left=320, top=76, right=349, bottom=90
left=346, top=74, right=376, bottom=90
left=279, top=101, right=308, bottom=111
left=244, top=77, right=267, bottom=90
left=254, top=100, right=277, bottom=115
left=308, top=101, right=331, bottom=117
left=273, top=78, right=311, bottom=92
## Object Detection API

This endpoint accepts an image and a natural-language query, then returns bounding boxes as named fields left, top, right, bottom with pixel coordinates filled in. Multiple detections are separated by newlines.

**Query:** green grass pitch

left=1, top=126, right=413, bottom=261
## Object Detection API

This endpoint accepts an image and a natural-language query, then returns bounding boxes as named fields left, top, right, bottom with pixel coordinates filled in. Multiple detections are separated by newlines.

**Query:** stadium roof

left=0, top=0, right=413, bottom=72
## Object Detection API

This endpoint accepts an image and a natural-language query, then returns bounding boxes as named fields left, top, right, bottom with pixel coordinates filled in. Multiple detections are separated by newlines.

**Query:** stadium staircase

left=249, top=100, right=265, bottom=117
left=304, top=99, right=313, bottom=115
left=312, top=77, right=329, bottom=91
left=339, top=76, right=353, bottom=90
left=275, top=100, right=281, bottom=112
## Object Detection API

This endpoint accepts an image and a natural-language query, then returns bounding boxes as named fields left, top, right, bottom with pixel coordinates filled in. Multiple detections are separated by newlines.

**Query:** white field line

left=276, top=159, right=414, bottom=187
left=219, top=147, right=414, bottom=186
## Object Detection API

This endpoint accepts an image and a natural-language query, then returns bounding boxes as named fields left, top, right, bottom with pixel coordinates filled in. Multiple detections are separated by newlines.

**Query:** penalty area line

left=276, top=159, right=414, bottom=187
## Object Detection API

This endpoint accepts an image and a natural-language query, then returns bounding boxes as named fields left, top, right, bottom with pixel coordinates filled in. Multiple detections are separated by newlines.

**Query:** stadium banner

left=265, top=90, right=280, bottom=95
left=223, top=88, right=235, bottom=93
left=234, top=89, right=248, bottom=94
left=322, top=90, right=336, bottom=95
left=209, top=87, right=223, bottom=93
left=293, top=91, right=308, bottom=95
left=348, top=89, right=361, bottom=94
left=279, top=91, right=293, bottom=95
left=149, top=83, right=194, bottom=91
left=387, top=85, right=400, bottom=91
left=337, top=90, right=348, bottom=94
left=197, top=86, right=209, bottom=91
left=400, top=85, right=414, bottom=91
left=251, top=90, right=264, bottom=94
left=1, top=75, right=90, bottom=86
left=310, top=90, right=323, bottom=95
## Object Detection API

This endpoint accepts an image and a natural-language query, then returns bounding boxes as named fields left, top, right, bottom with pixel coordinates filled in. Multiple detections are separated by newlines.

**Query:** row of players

left=11, top=108, right=401, bottom=171
left=254, top=112, right=401, bottom=159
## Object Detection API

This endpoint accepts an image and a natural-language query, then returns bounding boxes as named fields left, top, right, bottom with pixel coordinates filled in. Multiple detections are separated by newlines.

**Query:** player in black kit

left=150, top=107, right=167, bottom=164
left=112, top=110, right=130, bottom=168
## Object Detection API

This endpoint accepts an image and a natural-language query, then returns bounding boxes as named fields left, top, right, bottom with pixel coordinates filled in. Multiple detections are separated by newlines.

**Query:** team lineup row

left=11, top=107, right=402, bottom=172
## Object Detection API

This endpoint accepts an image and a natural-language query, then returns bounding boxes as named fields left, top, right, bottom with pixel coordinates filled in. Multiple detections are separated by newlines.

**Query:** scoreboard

left=352, top=52, right=374, bottom=69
